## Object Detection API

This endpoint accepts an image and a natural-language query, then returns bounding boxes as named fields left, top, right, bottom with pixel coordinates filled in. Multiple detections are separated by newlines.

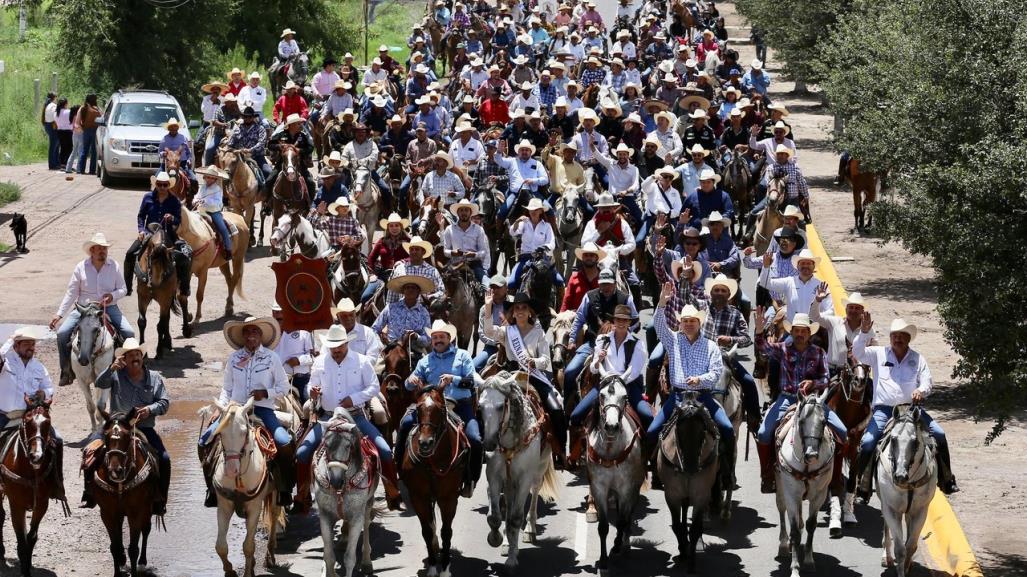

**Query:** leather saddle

left=659, top=401, right=719, bottom=472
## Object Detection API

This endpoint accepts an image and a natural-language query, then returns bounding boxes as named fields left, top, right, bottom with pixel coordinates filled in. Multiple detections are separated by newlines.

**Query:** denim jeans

left=563, top=342, right=594, bottom=396
left=473, top=344, right=499, bottom=372
left=297, top=411, right=393, bottom=465
left=65, top=132, right=83, bottom=173
left=757, top=393, right=847, bottom=445
left=79, top=127, right=98, bottom=175
left=570, top=376, right=653, bottom=430
left=646, top=390, right=734, bottom=444
left=396, top=399, right=482, bottom=482
left=203, top=132, right=225, bottom=167
left=207, top=210, right=232, bottom=252
left=57, top=305, right=135, bottom=373
left=44, top=122, right=60, bottom=169
left=859, top=405, right=946, bottom=455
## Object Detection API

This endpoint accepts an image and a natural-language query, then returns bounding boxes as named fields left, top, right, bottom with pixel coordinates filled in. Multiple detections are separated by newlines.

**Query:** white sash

left=506, top=325, right=552, bottom=387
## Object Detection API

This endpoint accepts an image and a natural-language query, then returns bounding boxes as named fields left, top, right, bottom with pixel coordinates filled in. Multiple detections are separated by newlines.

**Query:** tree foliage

left=734, top=0, right=848, bottom=85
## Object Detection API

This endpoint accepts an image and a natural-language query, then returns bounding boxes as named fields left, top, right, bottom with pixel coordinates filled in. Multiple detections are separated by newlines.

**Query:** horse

left=553, top=186, right=586, bottom=282
left=721, top=149, right=754, bottom=239
left=218, top=149, right=263, bottom=246
left=401, top=386, right=468, bottom=577
left=0, top=396, right=67, bottom=577
left=474, top=177, right=505, bottom=274
left=775, top=390, right=836, bottom=577
left=585, top=373, right=646, bottom=576
left=313, top=408, right=382, bottom=577
left=205, top=398, right=281, bottom=577
left=751, top=172, right=787, bottom=255
left=135, top=228, right=190, bottom=359
left=517, top=247, right=557, bottom=330
left=270, top=52, right=310, bottom=95
left=713, top=346, right=744, bottom=520
left=657, top=391, right=720, bottom=573
left=439, top=261, right=477, bottom=351
left=269, top=144, right=311, bottom=248
left=174, top=201, right=248, bottom=325
left=70, top=302, right=114, bottom=432
left=380, top=332, right=418, bottom=444
left=479, top=372, right=559, bottom=572
left=268, top=211, right=331, bottom=262
left=876, top=404, right=937, bottom=577
left=92, top=409, right=160, bottom=577
left=844, top=158, right=878, bottom=232
left=826, top=361, right=872, bottom=535
left=425, top=19, right=446, bottom=70
left=154, top=147, right=196, bottom=206
left=334, top=242, right=368, bottom=305
left=348, top=163, right=382, bottom=255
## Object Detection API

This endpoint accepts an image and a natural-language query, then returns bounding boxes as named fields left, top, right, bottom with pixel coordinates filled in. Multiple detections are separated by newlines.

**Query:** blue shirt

left=414, top=110, right=442, bottom=138
left=529, top=28, right=550, bottom=45
left=702, top=233, right=740, bottom=274
left=495, top=152, right=549, bottom=193
left=159, top=132, right=192, bottom=165
left=136, top=191, right=182, bottom=237
left=682, top=188, right=735, bottom=229
left=654, top=306, right=724, bottom=390
left=371, top=301, right=430, bottom=346
left=407, top=345, right=476, bottom=401
left=742, top=70, right=771, bottom=97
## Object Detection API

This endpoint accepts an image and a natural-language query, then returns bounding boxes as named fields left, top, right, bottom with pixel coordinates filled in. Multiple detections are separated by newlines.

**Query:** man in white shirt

left=571, top=108, right=608, bottom=166
left=594, top=142, right=642, bottom=225
left=758, top=248, right=832, bottom=323
left=51, top=233, right=134, bottom=386
left=271, top=303, right=315, bottom=402
left=362, top=58, right=389, bottom=90
left=637, top=166, right=682, bottom=243
left=330, top=298, right=382, bottom=361
left=238, top=72, right=268, bottom=120
left=200, top=82, right=225, bottom=125
left=809, top=289, right=876, bottom=375
left=448, top=122, right=484, bottom=170
left=850, top=314, right=959, bottom=497
left=310, top=57, right=340, bottom=99
left=494, top=139, right=550, bottom=220
left=441, top=199, right=490, bottom=283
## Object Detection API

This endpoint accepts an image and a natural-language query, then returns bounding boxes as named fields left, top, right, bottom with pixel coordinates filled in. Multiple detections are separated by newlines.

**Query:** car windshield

left=112, top=102, right=180, bottom=127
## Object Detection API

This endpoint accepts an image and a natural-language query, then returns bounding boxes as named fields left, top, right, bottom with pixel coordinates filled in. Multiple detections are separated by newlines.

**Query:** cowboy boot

left=292, top=460, right=313, bottom=515
left=719, top=439, right=736, bottom=491
left=849, top=449, right=875, bottom=503
left=123, top=250, right=135, bottom=297
left=648, top=443, right=663, bottom=490
left=935, top=442, right=960, bottom=495
left=154, top=457, right=171, bottom=516
left=80, top=468, right=97, bottom=509
left=380, top=458, right=404, bottom=511
left=275, top=442, right=297, bottom=508
left=756, top=442, right=776, bottom=494
left=198, top=445, right=218, bottom=507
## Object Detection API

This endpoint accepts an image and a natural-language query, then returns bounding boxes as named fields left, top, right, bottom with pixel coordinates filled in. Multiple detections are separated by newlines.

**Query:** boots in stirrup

left=756, top=442, right=776, bottom=494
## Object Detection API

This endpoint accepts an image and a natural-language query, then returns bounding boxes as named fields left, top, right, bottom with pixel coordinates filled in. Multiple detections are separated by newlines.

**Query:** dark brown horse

left=93, top=410, right=160, bottom=577
left=401, top=386, right=467, bottom=577
left=334, top=242, right=367, bottom=305
left=845, top=158, right=878, bottom=231
left=156, top=148, right=196, bottom=206
left=0, top=396, right=67, bottom=577
left=269, top=143, right=310, bottom=249
left=136, top=227, right=190, bottom=358
left=380, top=332, right=418, bottom=444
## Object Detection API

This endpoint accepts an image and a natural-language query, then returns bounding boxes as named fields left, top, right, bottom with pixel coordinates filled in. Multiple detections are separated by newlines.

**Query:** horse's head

left=21, top=395, right=53, bottom=469
left=213, top=397, right=256, bottom=478
left=101, top=410, right=137, bottom=483
left=479, top=372, right=521, bottom=452
left=413, top=386, right=449, bottom=459
left=796, top=390, right=830, bottom=463
left=887, top=404, right=926, bottom=485
left=673, top=391, right=713, bottom=472
left=164, top=148, right=182, bottom=178
left=74, top=302, right=105, bottom=366
left=269, top=211, right=300, bottom=250
left=144, top=242, right=175, bottom=291
left=557, top=188, right=583, bottom=234
left=291, top=53, right=310, bottom=84
left=596, top=373, right=629, bottom=435
left=323, top=408, right=362, bottom=489
left=279, top=143, right=299, bottom=181
left=549, top=311, right=578, bottom=368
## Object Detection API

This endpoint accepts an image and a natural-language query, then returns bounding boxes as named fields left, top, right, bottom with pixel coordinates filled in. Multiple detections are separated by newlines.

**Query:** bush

left=0, top=181, right=22, bottom=207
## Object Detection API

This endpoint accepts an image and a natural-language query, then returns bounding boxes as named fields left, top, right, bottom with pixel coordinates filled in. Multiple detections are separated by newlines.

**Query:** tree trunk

left=792, top=79, right=809, bottom=94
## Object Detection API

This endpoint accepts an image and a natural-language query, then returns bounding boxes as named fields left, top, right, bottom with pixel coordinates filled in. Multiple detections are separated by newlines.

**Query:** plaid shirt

left=310, top=212, right=365, bottom=247
left=702, top=305, right=752, bottom=348
left=602, top=71, right=627, bottom=94
left=768, top=159, right=810, bottom=202
left=654, top=305, right=724, bottom=391
left=651, top=245, right=709, bottom=325
left=473, top=155, right=508, bottom=190
left=421, top=170, right=467, bottom=208
left=371, top=301, right=431, bottom=346
left=755, top=334, right=829, bottom=394
left=580, top=66, right=606, bottom=89
left=386, top=260, right=445, bottom=304
left=533, top=83, right=558, bottom=115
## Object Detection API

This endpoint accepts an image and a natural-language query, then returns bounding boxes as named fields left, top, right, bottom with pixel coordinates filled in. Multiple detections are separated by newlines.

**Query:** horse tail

left=170, top=292, right=182, bottom=317
left=538, top=456, right=560, bottom=503
left=232, top=238, right=247, bottom=300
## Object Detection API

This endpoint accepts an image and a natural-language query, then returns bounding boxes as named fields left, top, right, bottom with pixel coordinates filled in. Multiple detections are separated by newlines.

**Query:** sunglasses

left=683, top=240, right=700, bottom=246
left=155, top=183, right=170, bottom=188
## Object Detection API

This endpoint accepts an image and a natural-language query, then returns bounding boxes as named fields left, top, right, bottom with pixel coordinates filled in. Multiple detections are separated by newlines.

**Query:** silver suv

left=96, top=89, right=199, bottom=185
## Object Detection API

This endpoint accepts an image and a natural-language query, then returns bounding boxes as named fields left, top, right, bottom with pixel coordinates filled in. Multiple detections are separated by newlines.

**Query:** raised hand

left=659, top=281, right=674, bottom=305
left=815, top=281, right=830, bottom=302
left=861, top=310, right=873, bottom=333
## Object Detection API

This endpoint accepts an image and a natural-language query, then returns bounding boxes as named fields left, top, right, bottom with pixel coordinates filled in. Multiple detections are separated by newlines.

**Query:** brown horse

left=154, top=148, right=196, bottom=206
left=218, top=149, right=263, bottom=246
left=0, top=396, right=67, bottom=577
left=136, top=228, right=190, bottom=358
left=334, top=242, right=367, bottom=306
left=581, top=84, right=602, bottom=110
left=401, top=386, right=467, bottom=577
left=269, top=143, right=310, bottom=248
left=93, top=410, right=160, bottom=577
left=827, top=360, right=873, bottom=535
left=671, top=0, right=698, bottom=38
left=845, top=158, right=878, bottom=231
left=380, top=332, right=418, bottom=444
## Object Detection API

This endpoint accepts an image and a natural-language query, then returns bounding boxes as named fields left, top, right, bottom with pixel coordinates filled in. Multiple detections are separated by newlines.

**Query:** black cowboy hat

left=241, top=106, right=258, bottom=118
left=775, top=226, right=806, bottom=251
left=511, top=293, right=537, bottom=312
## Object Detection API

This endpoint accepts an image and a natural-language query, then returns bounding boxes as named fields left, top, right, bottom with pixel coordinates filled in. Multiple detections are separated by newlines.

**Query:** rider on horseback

left=809, top=289, right=874, bottom=379
left=156, top=118, right=195, bottom=185
left=312, top=197, right=365, bottom=251
left=508, top=198, right=563, bottom=291
left=745, top=144, right=809, bottom=230
left=271, top=28, right=301, bottom=82
left=53, top=233, right=135, bottom=387
left=271, top=81, right=309, bottom=127
left=371, top=276, right=432, bottom=357
left=226, top=106, right=271, bottom=187
left=270, top=303, right=314, bottom=402
left=193, top=166, right=233, bottom=259
left=343, top=123, right=392, bottom=209
left=441, top=199, right=490, bottom=284
left=385, top=237, right=444, bottom=304
left=682, top=168, right=735, bottom=230
left=123, top=172, right=193, bottom=299
left=269, top=114, right=316, bottom=197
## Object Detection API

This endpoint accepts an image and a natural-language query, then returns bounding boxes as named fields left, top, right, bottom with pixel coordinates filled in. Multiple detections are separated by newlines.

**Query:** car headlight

left=108, top=138, right=127, bottom=152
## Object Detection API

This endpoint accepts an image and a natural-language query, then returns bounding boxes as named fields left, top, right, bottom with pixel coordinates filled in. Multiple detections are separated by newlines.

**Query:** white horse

left=206, top=398, right=281, bottom=577
left=479, top=372, right=559, bottom=572
left=553, top=186, right=586, bottom=282
left=269, top=211, right=332, bottom=262
left=876, top=405, right=937, bottom=576
left=775, top=391, right=835, bottom=577
left=585, top=372, right=645, bottom=577
left=350, top=163, right=381, bottom=255
left=70, top=303, right=113, bottom=432
left=313, top=408, right=381, bottom=577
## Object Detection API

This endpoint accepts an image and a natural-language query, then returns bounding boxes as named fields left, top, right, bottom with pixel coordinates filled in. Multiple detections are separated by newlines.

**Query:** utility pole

left=363, top=0, right=370, bottom=65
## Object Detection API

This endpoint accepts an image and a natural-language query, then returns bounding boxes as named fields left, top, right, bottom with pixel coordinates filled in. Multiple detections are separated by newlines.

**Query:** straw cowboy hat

left=574, top=241, right=607, bottom=261
left=698, top=167, right=721, bottom=184
left=10, top=326, right=48, bottom=343
left=320, top=325, right=354, bottom=349
left=428, top=319, right=458, bottom=341
left=655, top=110, right=677, bottom=126
left=227, top=67, right=244, bottom=79
left=643, top=99, right=670, bottom=113
left=688, top=143, right=710, bottom=157
left=223, top=316, right=282, bottom=349
left=82, top=232, right=112, bottom=254
left=655, top=166, right=677, bottom=180
left=843, top=292, right=868, bottom=309
left=594, top=192, right=620, bottom=209
left=280, top=28, right=297, bottom=38
left=387, top=273, right=434, bottom=293
left=331, top=297, right=359, bottom=315
left=781, top=205, right=803, bottom=219
left=333, top=79, right=353, bottom=91
left=450, top=199, right=480, bottom=217
left=202, top=80, right=229, bottom=93
left=284, top=113, right=305, bottom=127
left=515, top=140, right=536, bottom=155
left=196, top=165, right=229, bottom=180
left=249, top=71, right=262, bottom=80
left=888, top=318, right=917, bottom=341
left=327, top=197, right=353, bottom=215
left=773, top=120, right=791, bottom=136
left=704, top=273, right=738, bottom=299
left=688, top=108, right=709, bottom=120
left=672, top=258, right=703, bottom=282
left=525, top=198, right=547, bottom=212
left=677, top=304, right=707, bottom=323
left=768, top=102, right=790, bottom=116
left=114, top=337, right=147, bottom=358
left=164, top=118, right=181, bottom=129
left=783, top=313, right=820, bottom=335
left=402, top=235, right=434, bottom=256
left=702, top=210, right=731, bottom=227
left=791, top=248, right=821, bottom=267
left=323, top=150, right=344, bottom=165
left=432, top=152, right=454, bottom=169
left=680, top=95, right=711, bottom=111
left=612, top=304, right=636, bottom=320
left=379, top=212, right=410, bottom=230
left=284, top=80, right=299, bottom=91
left=774, top=143, right=795, bottom=160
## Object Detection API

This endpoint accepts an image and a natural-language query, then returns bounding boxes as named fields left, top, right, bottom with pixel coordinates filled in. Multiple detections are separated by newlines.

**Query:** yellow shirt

left=544, top=151, right=585, bottom=193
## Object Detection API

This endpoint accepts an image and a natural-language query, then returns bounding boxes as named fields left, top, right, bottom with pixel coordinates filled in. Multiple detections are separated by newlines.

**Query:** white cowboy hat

left=378, top=44, right=389, bottom=52
left=414, top=64, right=431, bottom=75
left=698, top=167, right=721, bottom=183
left=249, top=71, right=262, bottom=80
left=702, top=210, right=731, bottom=227
left=577, top=109, right=599, bottom=128
left=223, top=316, right=282, bottom=350
left=723, top=86, right=742, bottom=98
left=773, top=120, right=791, bottom=136
left=784, top=313, right=820, bottom=335
left=450, top=199, right=480, bottom=216
left=114, top=337, right=147, bottom=358
left=662, top=72, right=677, bottom=83
left=751, top=59, right=764, bottom=70
left=684, top=58, right=698, bottom=68
left=768, top=102, right=790, bottom=116
left=322, top=325, right=355, bottom=349
left=164, top=117, right=181, bottom=129
left=10, top=326, right=48, bottom=343
left=613, top=142, right=634, bottom=156
left=388, top=114, right=405, bottom=126
left=624, top=112, right=643, bottom=125
left=672, top=258, right=703, bottom=282
left=774, top=143, right=794, bottom=159
left=556, top=141, right=578, bottom=155
left=525, top=198, right=546, bottom=212
left=655, top=166, right=677, bottom=180
left=337, top=108, right=356, bottom=121
left=325, top=150, right=344, bottom=164
left=782, top=205, right=803, bottom=219
left=428, top=319, right=457, bottom=341
left=515, top=139, right=536, bottom=155
left=379, top=212, right=410, bottom=230
left=843, top=292, right=868, bottom=309
left=644, top=134, right=662, bottom=147
left=688, top=108, right=708, bottom=120
left=617, top=29, right=631, bottom=38
left=704, top=273, right=738, bottom=299
left=432, top=151, right=454, bottom=169
left=227, top=67, right=244, bottom=79
left=327, top=197, right=353, bottom=214
left=454, top=122, right=475, bottom=133
left=574, top=241, right=607, bottom=261
left=791, top=248, right=821, bottom=267
left=677, top=304, right=707, bottom=323
left=688, top=143, right=710, bottom=157
left=285, top=113, right=304, bottom=126
left=594, top=192, right=620, bottom=208
left=196, top=165, right=229, bottom=180
left=284, top=80, right=298, bottom=91
left=387, top=273, right=434, bottom=293
left=82, top=232, right=112, bottom=254
left=333, top=79, right=353, bottom=91
left=888, top=318, right=917, bottom=341
left=655, top=110, right=677, bottom=125
left=402, top=235, right=434, bottom=256
left=331, top=297, right=359, bottom=315
left=729, top=107, right=744, bottom=118
left=154, top=171, right=171, bottom=183
left=601, top=99, right=623, bottom=118
left=280, top=28, right=297, bottom=38
left=371, top=95, right=388, bottom=108
left=554, top=96, right=569, bottom=108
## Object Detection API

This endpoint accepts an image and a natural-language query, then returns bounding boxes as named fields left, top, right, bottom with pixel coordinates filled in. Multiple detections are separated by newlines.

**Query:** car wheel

left=99, top=163, right=115, bottom=187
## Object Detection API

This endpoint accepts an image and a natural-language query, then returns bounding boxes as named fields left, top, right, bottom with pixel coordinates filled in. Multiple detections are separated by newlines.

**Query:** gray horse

left=70, top=303, right=114, bottom=432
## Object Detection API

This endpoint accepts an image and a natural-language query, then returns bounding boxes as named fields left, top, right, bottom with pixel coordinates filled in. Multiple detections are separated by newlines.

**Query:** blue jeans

left=361, top=279, right=383, bottom=303
left=757, top=393, right=846, bottom=445
left=396, top=399, right=482, bottom=482
left=207, top=210, right=232, bottom=252
left=297, top=411, right=393, bottom=465
left=473, top=343, right=499, bottom=372
left=646, top=390, right=734, bottom=444
left=44, top=122, right=60, bottom=169
left=79, top=127, right=98, bottom=175
left=199, top=405, right=292, bottom=448
left=570, top=376, right=653, bottom=430
left=564, top=342, right=594, bottom=396
left=203, top=131, right=225, bottom=167
left=508, top=254, right=564, bottom=290
left=57, top=305, right=135, bottom=373
left=291, top=373, right=310, bottom=403
left=859, top=405, right=946, bottom=455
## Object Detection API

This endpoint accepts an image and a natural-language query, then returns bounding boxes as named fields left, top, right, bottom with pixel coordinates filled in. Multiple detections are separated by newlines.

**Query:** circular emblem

left=284, top=272, right=324, bottom=314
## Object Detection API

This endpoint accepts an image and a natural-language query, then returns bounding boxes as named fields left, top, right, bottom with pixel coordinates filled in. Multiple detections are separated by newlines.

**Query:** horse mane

left=483, top=372, right=529, bottom=434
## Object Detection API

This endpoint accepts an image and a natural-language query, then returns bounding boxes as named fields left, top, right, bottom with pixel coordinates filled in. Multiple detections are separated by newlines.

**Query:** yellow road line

left=806, top=224, right=984, bottom=577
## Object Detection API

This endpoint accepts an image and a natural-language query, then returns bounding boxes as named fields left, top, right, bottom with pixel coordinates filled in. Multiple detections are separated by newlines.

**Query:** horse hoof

left=777, top=545, right=790, bottom=559
left=487, top=530, right=503, bottom=548
left=360, top=561, right=373, bottom=575
left=586, top=510, right=598, bottom=523
left=802, top=556, right=816, bottom=570
left=829, top=524, right=842, bottom=539
left=504, top=558, right=518, bottom=572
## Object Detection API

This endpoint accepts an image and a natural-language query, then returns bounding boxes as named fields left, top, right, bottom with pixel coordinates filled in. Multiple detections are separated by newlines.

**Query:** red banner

left=272, top=254, right=334, bottom=332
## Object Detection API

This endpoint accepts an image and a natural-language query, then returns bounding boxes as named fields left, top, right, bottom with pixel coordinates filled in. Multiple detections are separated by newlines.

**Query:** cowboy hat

left=227, top=67, right=244, bottom=79
left=888, top=318, right=917, bottom=341
left=378, top=44, right=389, bottom=52
left=577, top=108, right=599, bottom=127
left=379, top=212, right=410, bottom=230
left=429, top=319, right=458, bottom=341
left=655, top=110, right=677, bottom=125
left=10, top=326, right=48, bottom=343
left=702, top=210, right=731, bottom=227
left=773, top=120, right=791, bottom=136
left=600, top=99, right=622, bottom=118
left=556, top=141, right=578, bottom=155
left=679, top=95, right=711, bottom=111
left=321, top=325, right=354, bottom=348
left=781, top=205, right=804, bottom=219
left=454, top=121, right=475, bottom=133
left=774, top=143, right=794, bottom=159
left=324, top=150, right=344, bottom=164
left=594, top=192, right=620, bottom=208
left=333, top=79, right=353, bottom=91
left=722, top=86, right=742, bottom=98
left=284, top=80, right=298, bottom=91
left=728, top=107, right=744, bottom=118
left=221, top=93, right=238, bottom=104
left=370, top=95, right=388, bottom=108
left=677, top=304, right=707, bottom=323
left=843, top=292, right=868, bottom=309
left=698, top=167, right=721, bottom=183
left=661, top=72, right=677, bottom=83
left=113, top=337, right=147, bottom=358
left=331, top=297, right=359, bottom=315
left=414, top=64, right=431, bottom=75
left=432, top=151, right=454, bottom=169
left=774, top=226, right=806, bottom=251
left=284, top=113, right=305, bottom=126
left=488, top=273, right=507, bottom=288
left=655, top=166, right=677, bottom=180
left=643, top=100, right=670, bottom=114
left=388, top=114, right=405, bottom=126
left=248, top=71, right=262, bottom=80
left=364, top=83, right=384, bottom=97
left=280, top=28, right=296, bottom=38
left=574, top=241, right=607, bottom=261
left=751, top=59, right=764, bottom=70
left=791, top=248, right=821, bottom=267
left=643, top=134, right=662, bottom=148
left=223, top=316, right=282, bottom=349
left=202, top=80, right=229, bottom=93
left=767, top=102, right=790, bottom=116
left=671, top=258, right=703, bottom=282
left=164, top=117, right=181, bottom=129
left=612, top=304, right=636, bottom=320
left=387, top=273, right=434, bottom=293
left=327, top=197, right=353, bottom=214
left=82, top=232, right=112, bottom=254
left=688, top=143, right=710, bottom=157
left=525, top=198, right=546, bottom=212
left=704, top=273, right=738, bottom=299
left=450, top=199, right=480, bottom=216
left=402, top=235, right=434, bottom=256
left=515, top=140, right=536, bottom=155
left=196, top=165, right=229, bottom=180
left=783, top=313, right=820, bottom=335
left=623, top=112, right=643, bottom=125
left=688, top=108, right=709, bottom=120
left=612, top=142, right=634, bottom=156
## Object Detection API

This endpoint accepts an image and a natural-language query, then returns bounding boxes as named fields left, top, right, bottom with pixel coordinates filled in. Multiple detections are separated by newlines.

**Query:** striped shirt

left=654, top=305, right=724, bottom=391
left=386, top=260, right=445, bottom=304
left=421, top=170, right=467, bottom=208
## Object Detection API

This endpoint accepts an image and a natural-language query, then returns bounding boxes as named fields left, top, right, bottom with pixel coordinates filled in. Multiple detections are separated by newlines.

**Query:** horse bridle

left=222, top=410, right=255, bottom=483
left=103, top=422, right=139, bottom=484
left=20, top=407, right=51, bottom=467
left=412, top=391, right=447, bottom=461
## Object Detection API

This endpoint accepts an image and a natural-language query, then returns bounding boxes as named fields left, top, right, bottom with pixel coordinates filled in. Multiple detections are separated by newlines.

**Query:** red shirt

left=368, top=237, right=409, bottom=272
left=227, top=80, right=246, bottom=96
left=479, top=99, right=510, bottom=126
left=560, top=268, right=601, bottom=312
left=272, top=94, right=310, bottom=123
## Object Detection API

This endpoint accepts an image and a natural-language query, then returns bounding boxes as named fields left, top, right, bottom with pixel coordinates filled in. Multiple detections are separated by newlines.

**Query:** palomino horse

left=439, top=261, right=477, bottom=350
left=268, top=211, right=331, bottom=262
left=845, top=158, right=878, bottom=231
left=775, top=391, right=836, bottom=577
left=218, top=149, right=263, bottom=246
left=136, top=227, right=191, bottom=358
left=349, top=163, right=382, bottom=255
left=479, top=372, right=559, bottom=572
left=0, top=396, right=67, bottom=577
left=380, top=332, right=418, bottom=444
left=174, top=203, right=249, bottom=326
left=722, top=149, right=754, bottom=238
left=657, top=391, right=720, bottom=573
left=713, top=346, right=744, bottom=520
left=70, top=302, right=114, bottom=432
left=827, top=361, right=872, bottom=535
left=585, top=373, right=646, bottom=576
left=313, top=408, right=381, bottom=577
left=269, top=143, right=310, bottom=248
left=204, top=398, right=281, bottom=577
left=752, top=172, right=788, bottom=255
left=93, top=410, right=160, bottom=577
left=401, top=386, right=468, bottom=577
left=554, top=186, right=586, bottom=282
left=876, top=404, right=937, bottom=577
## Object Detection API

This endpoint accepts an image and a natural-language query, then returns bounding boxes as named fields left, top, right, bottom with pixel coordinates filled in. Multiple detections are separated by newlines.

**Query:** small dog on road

left=9, top=213, right=28, bottom=253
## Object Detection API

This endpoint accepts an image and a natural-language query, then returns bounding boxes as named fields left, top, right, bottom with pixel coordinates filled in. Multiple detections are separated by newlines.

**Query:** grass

left=0, top=181, right=20, bottom=207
